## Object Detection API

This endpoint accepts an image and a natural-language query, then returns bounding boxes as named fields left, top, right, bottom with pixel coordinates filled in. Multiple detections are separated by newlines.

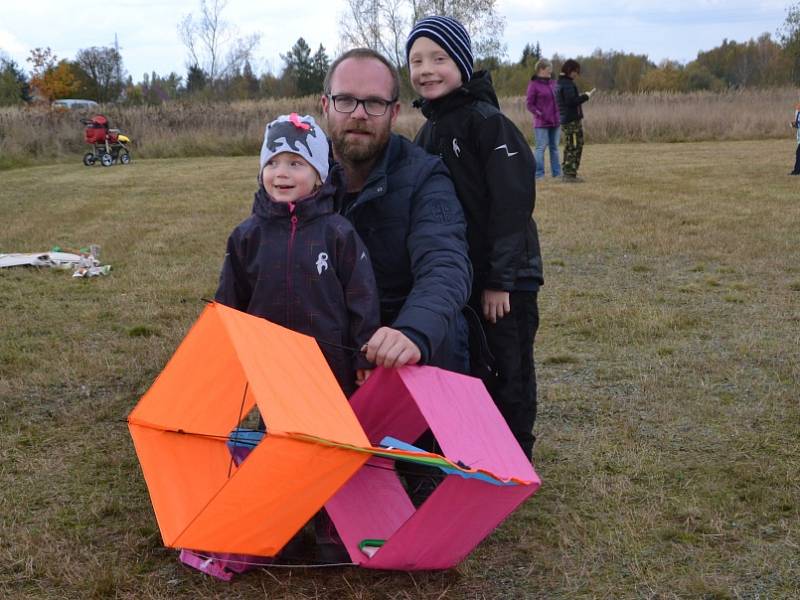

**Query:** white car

left=52, top=99, right=100, bottom=110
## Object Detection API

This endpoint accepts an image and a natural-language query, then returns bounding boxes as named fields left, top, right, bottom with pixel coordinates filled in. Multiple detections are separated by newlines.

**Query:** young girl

left=215, top=112, right=380, bottom=397
left=209, top=113, right=379, bottom=566
left=406, top=16, right=543, bottom=460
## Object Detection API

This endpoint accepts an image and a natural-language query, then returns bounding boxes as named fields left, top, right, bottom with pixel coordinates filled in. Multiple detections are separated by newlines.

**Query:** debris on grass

left=0, top=245, right=111, bottom=278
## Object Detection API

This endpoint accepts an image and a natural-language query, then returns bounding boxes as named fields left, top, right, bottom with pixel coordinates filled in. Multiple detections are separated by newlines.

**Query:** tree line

left=2, top=0, right=800, bottom=107
left=488, top=33, right=798, bottom=98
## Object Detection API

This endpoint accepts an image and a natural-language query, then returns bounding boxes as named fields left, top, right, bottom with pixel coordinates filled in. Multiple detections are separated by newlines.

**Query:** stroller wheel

left=83, top=152, right=96, bottom=166
left=119, top=150, right=131, bottom=165
left=100, top=153, right=114, bottom=167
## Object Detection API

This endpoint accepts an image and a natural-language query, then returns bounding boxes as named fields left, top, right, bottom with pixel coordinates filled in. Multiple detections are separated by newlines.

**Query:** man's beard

left=330, top=122, right=391, bottom=164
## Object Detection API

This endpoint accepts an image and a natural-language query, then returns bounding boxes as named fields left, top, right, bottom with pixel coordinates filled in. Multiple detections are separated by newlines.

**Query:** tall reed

left=1, top=88, right=796, bottom=168
left=504, top=87, right=798, bottom=143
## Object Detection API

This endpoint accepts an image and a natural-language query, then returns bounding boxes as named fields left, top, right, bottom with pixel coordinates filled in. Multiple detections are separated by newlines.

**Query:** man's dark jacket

left=337, top=134, right=472, bottom=370
left=556, top=74, right=589, bottom=125
left=413, top=70, right=543, bottom=295
left=215, top=167, right=380, bottom=396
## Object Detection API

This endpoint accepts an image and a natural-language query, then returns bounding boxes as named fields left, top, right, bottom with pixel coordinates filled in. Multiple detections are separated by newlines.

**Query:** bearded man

left=321, top=48, right=471, bottom=373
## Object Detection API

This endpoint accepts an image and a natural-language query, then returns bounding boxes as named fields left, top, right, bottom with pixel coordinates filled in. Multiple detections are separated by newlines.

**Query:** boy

left=406, top=16, right=544, bottom=459
left=556, top=59, right=595, bottom=182
left=215, top=113, right=379, bottom=397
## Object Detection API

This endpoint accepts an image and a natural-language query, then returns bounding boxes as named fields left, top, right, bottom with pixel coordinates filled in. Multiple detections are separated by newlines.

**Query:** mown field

left=1, top=139, right=798, bottom=599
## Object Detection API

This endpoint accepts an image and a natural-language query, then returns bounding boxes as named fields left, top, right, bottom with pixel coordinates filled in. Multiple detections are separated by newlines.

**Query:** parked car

left=52, top=99, right=100, bottom=111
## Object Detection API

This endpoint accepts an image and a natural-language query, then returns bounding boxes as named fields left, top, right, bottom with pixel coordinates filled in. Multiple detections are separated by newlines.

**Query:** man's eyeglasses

left=328, top=94, right=397, bottom=116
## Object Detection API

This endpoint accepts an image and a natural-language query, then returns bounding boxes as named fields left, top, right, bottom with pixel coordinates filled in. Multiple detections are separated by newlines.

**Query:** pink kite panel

left=396, top=367, right=538, bottom=482
left=324, top=456, right=415, bottom=563
left=328, top=366, right=541, bottom=570
left=364, top=476, right=534, bottom=570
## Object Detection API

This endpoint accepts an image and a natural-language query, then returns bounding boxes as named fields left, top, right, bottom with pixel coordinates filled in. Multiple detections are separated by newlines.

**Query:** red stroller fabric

left=84, top=115, right=116, bottom=144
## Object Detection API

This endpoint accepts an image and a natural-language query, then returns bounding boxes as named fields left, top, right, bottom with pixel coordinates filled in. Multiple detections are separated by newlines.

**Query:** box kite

left=128, top=302, right=540, bottom=573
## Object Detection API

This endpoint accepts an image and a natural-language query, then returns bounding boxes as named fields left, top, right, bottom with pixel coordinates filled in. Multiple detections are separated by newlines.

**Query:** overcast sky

left=0, top=0, right=790, bottom=81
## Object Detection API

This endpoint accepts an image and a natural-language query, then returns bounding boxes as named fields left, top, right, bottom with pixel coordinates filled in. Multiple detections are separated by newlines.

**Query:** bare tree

left=412, top=0, right=505, bottom=58
left=338, top=0, right=505, bottom=69
left=779, top=2, right=800, bottom=83
left=337, top=0, right=399, bottom=67
left=178, top=0, right=260, bottom=82
left=75, top=46, right=125, bottom=102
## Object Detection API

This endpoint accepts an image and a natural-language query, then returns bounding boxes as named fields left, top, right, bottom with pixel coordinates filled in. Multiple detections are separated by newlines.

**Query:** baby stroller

left=81, top=115, right=132, bottom=167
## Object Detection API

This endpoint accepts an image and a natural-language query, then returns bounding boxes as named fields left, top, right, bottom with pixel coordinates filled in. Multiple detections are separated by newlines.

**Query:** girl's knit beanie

left=259, top=113, right=330, bottom=182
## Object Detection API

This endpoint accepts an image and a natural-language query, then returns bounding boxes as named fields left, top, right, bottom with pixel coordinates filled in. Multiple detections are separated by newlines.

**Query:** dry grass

left=2, top=88, right=798, bottom=169
left=1, top=139, right=799, bottom=598
left=503, top=87, right=799, bottom=143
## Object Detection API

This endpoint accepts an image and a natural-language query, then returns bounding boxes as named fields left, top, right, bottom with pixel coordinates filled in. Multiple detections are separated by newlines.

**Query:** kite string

left=312, top=338, right=362, bottom=355
left=184, top=549, right=356, bottom=569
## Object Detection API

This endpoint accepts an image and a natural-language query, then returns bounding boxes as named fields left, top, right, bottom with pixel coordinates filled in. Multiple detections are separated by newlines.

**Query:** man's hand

left=482, top=289, right=511, bottom=324
left=363, top=327, right=421, bottom=368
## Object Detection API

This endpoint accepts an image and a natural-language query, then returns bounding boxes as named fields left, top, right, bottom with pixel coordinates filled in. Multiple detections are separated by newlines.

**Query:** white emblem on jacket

left=452, top=138, right=461, bottom=157
left=494, top=144, right=518, bottom=157
left=316, top=252, right=329, bottom=274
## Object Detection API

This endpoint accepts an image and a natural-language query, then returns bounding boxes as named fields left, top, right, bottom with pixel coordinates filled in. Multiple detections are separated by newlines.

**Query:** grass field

left=1, top=139, right=798, bottom=599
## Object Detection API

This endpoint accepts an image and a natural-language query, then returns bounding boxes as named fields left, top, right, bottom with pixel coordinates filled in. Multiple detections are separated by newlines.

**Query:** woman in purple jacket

left=525, top=59, right=561, bottom=179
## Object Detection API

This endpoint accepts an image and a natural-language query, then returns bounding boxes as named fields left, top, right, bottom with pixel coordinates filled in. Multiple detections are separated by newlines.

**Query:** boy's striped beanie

left=406, top=15, right=473, bottom=84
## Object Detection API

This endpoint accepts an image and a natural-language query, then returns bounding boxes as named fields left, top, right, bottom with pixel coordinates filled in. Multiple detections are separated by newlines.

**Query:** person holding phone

left=556, top=59, right=594, bottom=182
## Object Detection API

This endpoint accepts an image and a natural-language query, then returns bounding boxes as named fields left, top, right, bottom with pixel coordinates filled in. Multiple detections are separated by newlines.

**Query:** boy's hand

left=482, top=289, right=511, bottom=324
left=362, top=327, right=421, bottom=368
left=355, top=369, right=372, bottom=387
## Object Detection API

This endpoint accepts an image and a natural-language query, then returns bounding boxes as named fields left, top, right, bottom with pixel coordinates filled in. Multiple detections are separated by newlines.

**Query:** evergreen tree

left=519, top=42, right=541, bottom=66
left=282, top=38, right=323, bottom=96
left=0, top=58, right=31, bottom=105
left=186, top=64, right=208, bottom=94
left=311, top=44, right=330, bottom=91
left=242, top=60, right=259, bottom=96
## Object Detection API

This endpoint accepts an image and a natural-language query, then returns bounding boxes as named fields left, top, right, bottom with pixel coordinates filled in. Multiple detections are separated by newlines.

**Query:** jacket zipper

left=286, top=213, right=298, bottom=325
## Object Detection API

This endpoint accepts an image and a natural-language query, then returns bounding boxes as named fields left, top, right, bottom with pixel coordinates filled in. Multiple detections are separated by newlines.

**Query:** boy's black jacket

left=413, top=70, right=543, bottom=294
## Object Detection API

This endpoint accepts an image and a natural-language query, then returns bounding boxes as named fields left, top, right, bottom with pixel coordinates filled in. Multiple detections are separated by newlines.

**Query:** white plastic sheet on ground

left=0, top=251, right=111, bottom=277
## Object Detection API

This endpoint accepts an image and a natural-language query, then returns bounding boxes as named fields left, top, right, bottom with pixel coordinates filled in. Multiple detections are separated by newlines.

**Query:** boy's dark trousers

left=471, top=291, right=539, bottom=460
left=562, top=120, right=584, bottom=178
left=793, top=143, right=800, bottom=174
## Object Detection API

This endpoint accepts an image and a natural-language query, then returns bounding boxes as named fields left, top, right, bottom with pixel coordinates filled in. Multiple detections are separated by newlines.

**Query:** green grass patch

left=2, top=141, right=799, bottom=598
left=127, top=325, right=160, bottom=338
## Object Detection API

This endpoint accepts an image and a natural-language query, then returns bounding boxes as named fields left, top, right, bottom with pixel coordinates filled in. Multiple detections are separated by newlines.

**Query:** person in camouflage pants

left=561, top=120, right=584, bottom=178
left=556, top=59, right=594, bottom=181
